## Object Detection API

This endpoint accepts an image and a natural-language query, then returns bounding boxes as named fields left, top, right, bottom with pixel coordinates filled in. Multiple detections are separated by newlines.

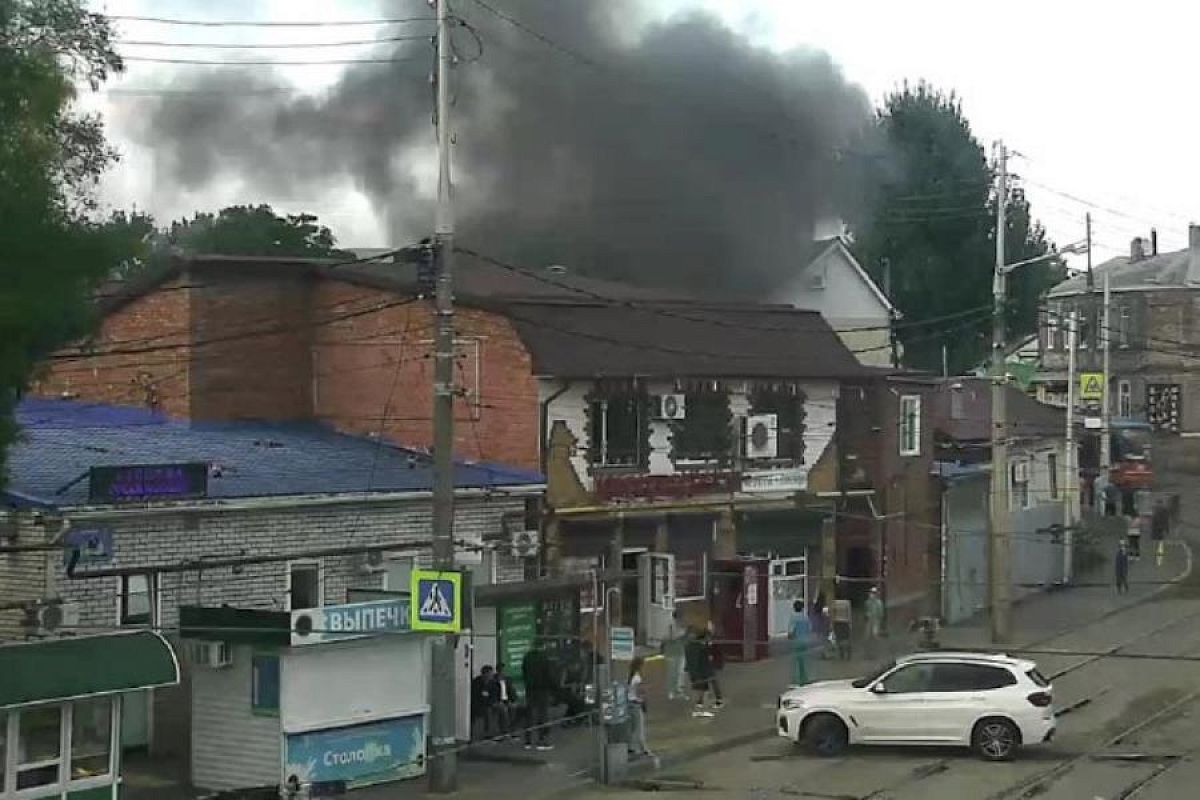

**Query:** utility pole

left=989, top=141, right=1012, bottom=644
left=1064, top=311, right=1078, bottom=583
left=1100, top=271, right=1112, bottom=470
left=428, top=0, right=458, bottom=791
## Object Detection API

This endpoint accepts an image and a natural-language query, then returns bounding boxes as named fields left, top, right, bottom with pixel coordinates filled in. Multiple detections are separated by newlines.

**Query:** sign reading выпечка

left=291, top=598, right=410, bottom=646
left=410, top=569, right=462, bottom=632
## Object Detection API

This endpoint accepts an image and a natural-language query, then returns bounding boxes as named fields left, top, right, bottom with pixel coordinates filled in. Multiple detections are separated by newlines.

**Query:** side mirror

left=870, top=684, right=887, bottom=695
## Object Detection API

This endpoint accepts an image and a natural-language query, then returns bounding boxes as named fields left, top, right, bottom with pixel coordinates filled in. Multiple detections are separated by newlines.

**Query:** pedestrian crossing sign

left=1079, top=372, right=1104, bottom=401
left=410, top=569, right=462, bottom=632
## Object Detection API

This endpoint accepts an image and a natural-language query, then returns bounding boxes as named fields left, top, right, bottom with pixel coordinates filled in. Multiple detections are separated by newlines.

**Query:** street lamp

left=1000, top=240, right=1088, bottom=275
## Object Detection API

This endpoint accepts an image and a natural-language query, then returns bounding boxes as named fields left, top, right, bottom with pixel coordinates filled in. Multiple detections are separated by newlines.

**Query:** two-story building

left=1038, top=226, right=1200, bottom=432
left=28, top=250, right=934, bottom=646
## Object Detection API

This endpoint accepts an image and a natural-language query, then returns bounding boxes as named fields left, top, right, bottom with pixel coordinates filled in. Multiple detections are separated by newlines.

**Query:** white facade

left=774, top=239, right=896, bottom=368
left=540, top=378, right=839, bottom=494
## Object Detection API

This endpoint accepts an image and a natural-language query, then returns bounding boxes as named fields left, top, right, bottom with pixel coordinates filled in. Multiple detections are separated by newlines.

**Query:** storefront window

left=252, top=654, right=281, bottom=714
left=17, top=705, right=62, bottom=789
left=71, top=698, right=112, bottom=779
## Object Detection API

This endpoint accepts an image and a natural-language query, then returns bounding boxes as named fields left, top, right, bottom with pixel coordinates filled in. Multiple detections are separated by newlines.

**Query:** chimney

left=1130, top=237, right=1145, bottom=262
left=1150, top=228, right=1158, bottom=256
left=1188, top=225, right=1200, bottom=284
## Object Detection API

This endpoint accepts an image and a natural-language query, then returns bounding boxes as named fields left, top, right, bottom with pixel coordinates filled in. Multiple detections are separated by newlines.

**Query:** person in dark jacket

left=685, top=626, right=723, bottom=716
left=493, top=663, right=516, bottom=737
left=1152, top=498, right=1171, bottom=562
left=522, top=644, right=557, bottom=750
left=470, top=665, right=497, bottom=741
left=1115, top=541, right=1130, bottom=594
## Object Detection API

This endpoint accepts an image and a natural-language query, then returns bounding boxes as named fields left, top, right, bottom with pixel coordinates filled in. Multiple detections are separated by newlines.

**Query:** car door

left=922, top=663, right=984, bottom=742
left=930, top=663, right=1018, bottom=742
left=857, top=662, right=936, bottom=742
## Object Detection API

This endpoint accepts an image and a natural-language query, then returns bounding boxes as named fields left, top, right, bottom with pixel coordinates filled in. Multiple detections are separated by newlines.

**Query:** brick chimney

left=1130, top=237, right=1145, bottom=262
left=1190, top=225, right=1200, bottom=285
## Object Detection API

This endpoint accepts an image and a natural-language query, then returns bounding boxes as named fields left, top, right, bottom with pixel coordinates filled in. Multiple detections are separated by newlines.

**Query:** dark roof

left=1049, top=249, right=1194, bottom=297
left=929, top=378, right=1065, bottom=442
left=5, top=398, right=543, bottom=509
left=505, top=301, right=867, bottom=379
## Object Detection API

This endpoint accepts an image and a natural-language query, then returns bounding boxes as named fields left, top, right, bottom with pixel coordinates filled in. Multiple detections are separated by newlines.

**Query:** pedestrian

left=662, top=610, right=688, bottom=700
left=627, top=656, right=652, bottom=758
left=1126, top=512, right=1142, bottom=559
left=1100, top=474, right=1118, bottom=516
left=787, top=599, right=811, bottom=686
left=685, top=626, right=724, bottom=716
left=494, top=663, right=516, bottom=738
left=1152, top=498, right=1170, bottom=561
left=1115, top=541, right=1130, bottom=595
left=470, top=665, right=497, bottom=741
left=864, top=586, right=885, bottom=658
left=521, top=642, right=556, bottom=750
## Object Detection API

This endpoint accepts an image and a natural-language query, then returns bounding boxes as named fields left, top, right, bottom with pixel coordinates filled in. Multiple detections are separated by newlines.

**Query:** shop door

left=768, top=556, right=807, bottom=638
left=455, top=631, right=473, bottom=742
left=638, top=552, right=675, bottom=647
left=121, top=689, right=150, bottom=750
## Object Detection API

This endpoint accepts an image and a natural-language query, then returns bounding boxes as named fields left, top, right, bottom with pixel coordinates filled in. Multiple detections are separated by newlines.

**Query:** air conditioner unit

left=21, top=601, right=81, bottom=636
left=654, top=393, right=687, bottom=421
left=745, top=414, right=779, bottom=459
left=1013, top=461, right=1030, bottom=483
left=189, top=640, right=233, bottom=669
left=356, top=550, right=387, bottom=574
left=510, top=529, right=540, bottom=559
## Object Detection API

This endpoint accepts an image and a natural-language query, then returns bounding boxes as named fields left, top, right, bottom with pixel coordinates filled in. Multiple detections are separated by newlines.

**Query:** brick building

left=0, top=397, right=542, bottom=761
left=29, top=251, right=936, bottom=646
left=1037, top=226, right=1200, bottom=432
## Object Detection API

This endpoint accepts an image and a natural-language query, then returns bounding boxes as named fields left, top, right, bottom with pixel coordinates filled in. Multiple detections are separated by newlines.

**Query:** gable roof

left=505, top=301, right=868, bottom=379
left=5, top=398, right=543, bottom=509
left=1048, top=249, right=1194, bottom=297
left=809, top=237, right=897, bottom=315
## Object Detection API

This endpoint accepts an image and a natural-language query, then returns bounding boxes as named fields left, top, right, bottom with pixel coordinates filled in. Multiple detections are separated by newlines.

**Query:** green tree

left=1, top=0, right=127, bottom=485
left=849, top=82, right=1059, bottom=374
left=166, top=205, right=349, bottom=258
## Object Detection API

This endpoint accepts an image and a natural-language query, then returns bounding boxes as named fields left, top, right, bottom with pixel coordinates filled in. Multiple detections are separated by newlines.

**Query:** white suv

left=777, top=652, right=1055, bottom=761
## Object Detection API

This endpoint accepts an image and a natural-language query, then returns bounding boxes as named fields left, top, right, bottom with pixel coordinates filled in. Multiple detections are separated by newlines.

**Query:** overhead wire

left=109, top=15, right=437, bottom=28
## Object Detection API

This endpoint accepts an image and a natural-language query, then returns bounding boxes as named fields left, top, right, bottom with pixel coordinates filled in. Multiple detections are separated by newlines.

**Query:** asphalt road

left=586, top=486, right=1200, bottom=800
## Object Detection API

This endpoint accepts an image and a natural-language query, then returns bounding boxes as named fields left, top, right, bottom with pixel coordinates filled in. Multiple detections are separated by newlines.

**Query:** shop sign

left=63, top=526, right=114, bottom=567
left=499, top=602, right=537, bottom=689
left=609, top=626, right=635, bottom=662
left=284, top=715, right=426, bottom=790
left=291, top=598, right=411, bottom=647
left=741, top=468, right=807, bottom=494
left=88, top=462, right=209, bottom=504
left=594, top=471, right=740, bottom=502
left=410, top=569, right=462, bottom=632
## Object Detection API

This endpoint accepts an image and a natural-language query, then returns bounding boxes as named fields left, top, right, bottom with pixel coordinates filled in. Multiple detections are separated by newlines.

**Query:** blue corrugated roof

left=5, top=398, right=543, bottom=508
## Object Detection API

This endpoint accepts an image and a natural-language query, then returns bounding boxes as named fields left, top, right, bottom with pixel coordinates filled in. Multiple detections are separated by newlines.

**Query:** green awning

left=0, top=631, right=179, bottom=709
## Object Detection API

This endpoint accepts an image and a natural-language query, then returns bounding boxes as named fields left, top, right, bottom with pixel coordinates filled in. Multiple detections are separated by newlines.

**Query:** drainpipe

left=539, top=380, right=573, bottom=474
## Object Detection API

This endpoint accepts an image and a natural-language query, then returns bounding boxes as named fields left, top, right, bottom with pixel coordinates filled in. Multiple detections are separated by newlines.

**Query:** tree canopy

left=849, top=83, right=1062, bottom=374
left=1, top=0, right=129, bottom=486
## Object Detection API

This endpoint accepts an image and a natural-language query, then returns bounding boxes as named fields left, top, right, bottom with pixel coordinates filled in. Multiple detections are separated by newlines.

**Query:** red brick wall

left=186, top=263, right=314, bottom=421
left=30, top=281, right=193, bottom=417
left=312, top=282, right=541, bottom=470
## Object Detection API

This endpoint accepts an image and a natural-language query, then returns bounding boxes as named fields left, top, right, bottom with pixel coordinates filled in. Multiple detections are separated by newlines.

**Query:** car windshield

left=851, top=659, right=896, bottom=689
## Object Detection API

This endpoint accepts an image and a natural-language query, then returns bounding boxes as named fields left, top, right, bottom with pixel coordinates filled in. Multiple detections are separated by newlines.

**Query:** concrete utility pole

left=989, top=141, right=1012, bottom=644
left=1100, top=271, right=1112, bottom=470
left=1064, top=311, right=1078, bottom=583
left=428, top=0, right=458, bottom=791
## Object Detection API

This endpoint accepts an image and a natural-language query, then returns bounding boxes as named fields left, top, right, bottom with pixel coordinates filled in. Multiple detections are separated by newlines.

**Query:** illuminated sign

left=88, top=463, right=209, bottom=504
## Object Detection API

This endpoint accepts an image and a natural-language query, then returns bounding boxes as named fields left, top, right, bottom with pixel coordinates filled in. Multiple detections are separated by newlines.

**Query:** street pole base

left=428, top=746, right=457, bottom=794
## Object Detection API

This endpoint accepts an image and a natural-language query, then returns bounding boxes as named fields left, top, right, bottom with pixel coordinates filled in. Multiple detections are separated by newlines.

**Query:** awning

left=0, top=631, right=180, bottom=709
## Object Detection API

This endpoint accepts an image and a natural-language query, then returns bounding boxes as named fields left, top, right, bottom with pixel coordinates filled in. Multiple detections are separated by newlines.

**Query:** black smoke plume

left=123, top=1, right=871, bottom=296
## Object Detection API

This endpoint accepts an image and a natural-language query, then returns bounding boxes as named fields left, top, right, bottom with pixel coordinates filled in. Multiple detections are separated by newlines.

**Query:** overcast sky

left=89, top=0, right=1196, bottom=266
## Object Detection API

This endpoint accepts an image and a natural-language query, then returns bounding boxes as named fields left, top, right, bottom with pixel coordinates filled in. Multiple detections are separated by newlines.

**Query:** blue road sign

left=410, top=569, right=462, bottom=632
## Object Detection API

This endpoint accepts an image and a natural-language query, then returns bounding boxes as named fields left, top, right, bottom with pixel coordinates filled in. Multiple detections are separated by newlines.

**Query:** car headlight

left=780, top=696, right=807, bottom=711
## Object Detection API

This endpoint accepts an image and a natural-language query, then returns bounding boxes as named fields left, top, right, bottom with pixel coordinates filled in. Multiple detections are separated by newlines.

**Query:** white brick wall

left=2, top=495, right=528, bottom=637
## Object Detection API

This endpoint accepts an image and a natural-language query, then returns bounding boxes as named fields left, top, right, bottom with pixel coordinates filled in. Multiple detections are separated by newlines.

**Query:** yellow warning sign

left=1079, top=372, right=1104, bottom=400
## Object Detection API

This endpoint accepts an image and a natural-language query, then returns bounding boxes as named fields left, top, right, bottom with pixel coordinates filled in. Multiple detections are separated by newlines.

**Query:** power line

left=120, top=54, right=428, bottom=66
left=109, top=15, right=437, bottom=28
left=119, top=34, right=433, bottom=49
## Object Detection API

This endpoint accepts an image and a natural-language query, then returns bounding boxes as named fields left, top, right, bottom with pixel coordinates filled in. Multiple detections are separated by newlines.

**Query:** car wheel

left=972, top=718, right=1020, bottom=762
left=803, top=714, right=848, bottom=757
